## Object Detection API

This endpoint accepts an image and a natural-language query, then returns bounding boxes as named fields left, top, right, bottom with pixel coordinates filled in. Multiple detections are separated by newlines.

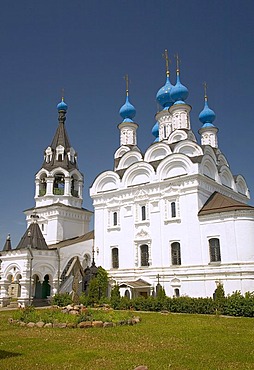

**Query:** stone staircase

left=32, top=299, right=50, bottom=307
left=6, top=300, right=18, bottom=309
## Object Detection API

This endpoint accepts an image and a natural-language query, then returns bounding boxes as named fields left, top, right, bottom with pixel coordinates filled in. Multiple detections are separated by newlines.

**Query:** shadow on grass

left=0, top=350, right=21, bottom=359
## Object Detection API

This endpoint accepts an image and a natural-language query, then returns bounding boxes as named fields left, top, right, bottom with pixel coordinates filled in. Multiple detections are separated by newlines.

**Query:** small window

left=164, top=125, right=167, bottom=139
left=140, top=244, right=149, bottom=267
left=58, top=154, right=63, bottom=161
left=41, top=224, right=44, bottom=232
left=174, top=288, right=180, bottom=297
left=141, top=206, right=146, bottom=221
left=171, top=202, right=176, bottom=218
left=125, top=290, right=130, bottom=299
left=171, top=242, right=181, bottom=265
left=112, top=248, right=119, bottom=268
left=209, top=238, right=221, bottom=262
left=113, top=212, right=118, bottom=226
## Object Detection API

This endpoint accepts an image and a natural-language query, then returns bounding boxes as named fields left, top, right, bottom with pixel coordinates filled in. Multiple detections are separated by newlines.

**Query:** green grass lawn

left=0, top=310, right=253, bottom=370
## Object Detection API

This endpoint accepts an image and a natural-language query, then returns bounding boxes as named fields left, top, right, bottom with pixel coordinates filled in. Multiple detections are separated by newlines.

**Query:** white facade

left=90, top=78, right=254, bottom=298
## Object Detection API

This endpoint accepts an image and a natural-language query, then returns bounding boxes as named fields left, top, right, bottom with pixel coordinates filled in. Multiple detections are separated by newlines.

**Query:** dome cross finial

left=162, top=49, right=171, bottom=77
left=124, top=74, right=129, bottom=96
left=174, top=53, right=181, bottom=74
left=203, top=81, right=208, bottom=101
left=61, top=87, right=65, bottom=102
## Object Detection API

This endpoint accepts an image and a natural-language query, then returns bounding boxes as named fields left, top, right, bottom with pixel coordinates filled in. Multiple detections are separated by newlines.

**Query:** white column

left=64, top=177, right=71, bottom=196
left=47, top=176, right=54, bottom=195
left=78, top=180, right=83, bottom=198
left=35, top=179, right=40, bottom=197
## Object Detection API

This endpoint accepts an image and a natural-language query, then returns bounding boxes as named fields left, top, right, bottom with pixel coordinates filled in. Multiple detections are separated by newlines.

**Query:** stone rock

left=27, top=322, right=35, bottom=327
left=78, top=321, right=92, bottom=329
left=44, top=323, right=53, bottom=328
left=92, top=321, right=104, bottom=327
left=69, top=310, right=79, bottom=315
left=133, top=316, right=141, bottom=323
left=36, top=321, right=45, bottom=328
left=19, top=321, right=26, bottom=327
left=103, top=322, right=113, bottom=328
left=58, top=323, right=67, bottom=328
left=67, top=323, right=77, bottom=328
left=134, top=366, right=148, bottom=370
left=160, top=310, right=169, bottom=314
left=73, top=305, right=80, bottom=311
left=66, top=305, right=73, bottom=311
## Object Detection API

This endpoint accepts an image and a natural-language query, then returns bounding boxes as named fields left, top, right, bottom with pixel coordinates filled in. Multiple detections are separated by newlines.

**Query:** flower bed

left=9, top=304, right=141, bottom=329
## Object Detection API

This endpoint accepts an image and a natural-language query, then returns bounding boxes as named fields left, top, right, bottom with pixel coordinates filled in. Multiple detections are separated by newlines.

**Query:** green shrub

left=110, top=284, right=121, bottom=309
left=51, top=293, right=72, bottom=307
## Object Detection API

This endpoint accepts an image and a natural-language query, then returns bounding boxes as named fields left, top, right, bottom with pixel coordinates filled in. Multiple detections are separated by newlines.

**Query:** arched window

left=174, top=288, right=180, bottom=297
left=53, top=173, right=65, bottom=195
left=112, top=248, right=119, bottom=268
left=141, top=206, right=146, bottom=221
left=140, top=244, right=149, bottom=267
left=171, top=242, right=181, bottom=265
left=39, top=175, right=47, bottom=196
left=164, top=125, right=167, bottom=139
left=209, top=238, right=221, bottom=262
left=71, top=176, right=79, bottom=197
left=113, top=212, right=118, bottom=226
left=171, top=202, right=176, bottom=218
left=125, top=289, right=130, bottom=299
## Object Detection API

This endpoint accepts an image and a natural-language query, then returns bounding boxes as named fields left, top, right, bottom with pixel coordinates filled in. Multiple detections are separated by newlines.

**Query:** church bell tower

left=24, top=98, right=92, bottom=245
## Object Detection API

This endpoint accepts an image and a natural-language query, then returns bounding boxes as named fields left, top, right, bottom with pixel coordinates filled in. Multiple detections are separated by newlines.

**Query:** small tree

left=86, top=267, right=109, bottom=305
left=213, top=282, right=225, bottom=313
left=110, top=284, right=121, bottom=309
left=87, top=277, right=99, bottom=305
left=97, top=267, right=109, bottom=299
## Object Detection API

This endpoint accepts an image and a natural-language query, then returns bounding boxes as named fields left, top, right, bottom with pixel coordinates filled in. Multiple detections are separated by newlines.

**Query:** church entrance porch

left=119, top=279, right=151, bottom=299
left=34, top=274, right=51, bottom=299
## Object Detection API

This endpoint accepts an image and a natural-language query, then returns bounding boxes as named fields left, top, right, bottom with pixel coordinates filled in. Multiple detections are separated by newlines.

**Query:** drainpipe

left=27, top=231, right=33, bottom=306
left=56, top=248, right=60, bottom=293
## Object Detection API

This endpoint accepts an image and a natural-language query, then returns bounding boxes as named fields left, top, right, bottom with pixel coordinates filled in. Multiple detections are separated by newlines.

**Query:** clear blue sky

left=1, top=0, right=254, bottom=247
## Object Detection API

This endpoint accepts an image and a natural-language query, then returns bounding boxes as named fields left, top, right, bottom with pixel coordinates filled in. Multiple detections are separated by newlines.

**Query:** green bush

left=51, top=293, right=72, bottom=307
left=110, top=291, right=254, bottom=317
left=110, top=284, right=121, bottom=309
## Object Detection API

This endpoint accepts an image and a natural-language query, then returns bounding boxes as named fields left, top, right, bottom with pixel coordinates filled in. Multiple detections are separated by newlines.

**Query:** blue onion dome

left=170, top=71, right=189, bottom=105
left=199, top=97, right=216, bottom=127
left=152, top=121, right=159, bottom=142
left=57, top=98, right=68, bottom=112
left=156, top=75, right=174, bottom=110
left=119, top=95, right=136, bottom=122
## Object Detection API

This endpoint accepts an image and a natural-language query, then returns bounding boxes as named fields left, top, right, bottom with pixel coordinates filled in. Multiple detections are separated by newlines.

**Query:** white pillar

left=64, top=177, right=71, bottom=196
left=47, top=176, right=54, bottom=195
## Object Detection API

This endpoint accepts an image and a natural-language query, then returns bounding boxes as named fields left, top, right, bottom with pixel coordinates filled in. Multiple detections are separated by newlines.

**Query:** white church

left=1, top=55, right=254, bottom=307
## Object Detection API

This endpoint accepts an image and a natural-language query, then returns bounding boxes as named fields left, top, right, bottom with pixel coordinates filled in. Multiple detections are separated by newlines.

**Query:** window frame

left=140, top=244, right=149, bottom=267
left=209, top=238, right=221, bottom=263
left=111, top=247, right=119, bottom=269
left=171, top=242, right=181, bottom=266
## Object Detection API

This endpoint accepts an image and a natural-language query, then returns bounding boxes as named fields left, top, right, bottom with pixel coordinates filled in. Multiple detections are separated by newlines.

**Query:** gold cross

left=174, top=53, right=181, bottom=73
left=162, top=49, right=171, bottom=76
left=124, top=74, right=129, bottom=96
left=61, top=87, right=65, bottom=101
left=203, top=81, right=208, bottom=99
